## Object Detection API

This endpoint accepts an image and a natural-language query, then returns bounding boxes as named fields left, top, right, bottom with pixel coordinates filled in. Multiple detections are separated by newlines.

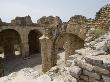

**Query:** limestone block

left=83, top=70, right=101, bottom=80
left=74, top=59, right=94, bottom=72
left=78, top=80, right=87, bottom=82
left=69, top=66, right=82, bottom=78
left=89, top=77, right=100, bottom=82
left=80, top=75, right=89, bottom=82
left=103, top=58, right=110, bottom=70
left=66, top=60, right=74, bottom=67
left=93, top=66, right=110, bottom=75
left=102, top=76, right=110, bottom=82
left=85, top=56, right=103, bottom=66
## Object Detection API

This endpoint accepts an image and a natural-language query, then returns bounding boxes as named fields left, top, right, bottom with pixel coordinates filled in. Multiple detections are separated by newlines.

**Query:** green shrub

left=89, top=28, right=107, bottom=40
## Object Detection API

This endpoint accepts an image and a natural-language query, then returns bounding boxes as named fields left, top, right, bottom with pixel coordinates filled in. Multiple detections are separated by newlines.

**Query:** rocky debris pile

left=0, top=68, right=41, bottom=82
left=11, top=15, right=33, bottom=26
left=73, top=55, right=110, bottom=82
left=36, top=66, right=77, bottom=82
left=66, top=32, right=110, bottom=82
left=85, top=32, right=110, bottom=54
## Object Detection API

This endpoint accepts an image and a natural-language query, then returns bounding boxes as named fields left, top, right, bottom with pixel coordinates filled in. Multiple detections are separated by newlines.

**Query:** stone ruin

left=0, top=4, right=110, bottom=82
left=11, top=15, right=33, bottom=26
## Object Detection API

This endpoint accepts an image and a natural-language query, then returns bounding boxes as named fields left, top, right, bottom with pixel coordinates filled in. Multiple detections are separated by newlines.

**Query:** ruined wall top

left=95, top=4, right=110, bottom=21
left=66, top=15, right=88, bottom=40
left=11, top=15, right=33, bottom=26
left=92, top=4, right=110, bottom=29
left=37, top=16, right=62, bottom=29
left=68, top=15, right=88, bottom=25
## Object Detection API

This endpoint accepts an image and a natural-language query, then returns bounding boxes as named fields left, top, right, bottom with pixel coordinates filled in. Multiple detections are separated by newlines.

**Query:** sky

left=0, top=0, right=110, bottom=23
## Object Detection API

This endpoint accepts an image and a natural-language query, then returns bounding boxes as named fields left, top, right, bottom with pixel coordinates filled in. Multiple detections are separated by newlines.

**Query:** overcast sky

left=0, top=0, right=110, bottom=23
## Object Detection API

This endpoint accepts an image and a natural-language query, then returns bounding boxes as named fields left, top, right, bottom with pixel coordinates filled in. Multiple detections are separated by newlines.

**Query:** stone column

left=20, top=42, right=29, bottom=57
left=39, top=35, right=56, bottom=73
left=0, top=57, right=4, bottom=77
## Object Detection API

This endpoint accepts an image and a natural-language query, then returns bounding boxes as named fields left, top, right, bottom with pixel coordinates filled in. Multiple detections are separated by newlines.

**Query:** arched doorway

left=0, top=29, right=21, bottom=59
left=54, top=33, right=84, bottom=64
left=28, top=30, right=42, bottom=55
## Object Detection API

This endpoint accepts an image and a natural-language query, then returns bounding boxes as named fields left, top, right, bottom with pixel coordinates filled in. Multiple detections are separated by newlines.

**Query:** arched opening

left=0, top=29, right=21, bottom=59
left=54, top=33, right=84, bottom=64
left=28, top=30, right=42, bottom=55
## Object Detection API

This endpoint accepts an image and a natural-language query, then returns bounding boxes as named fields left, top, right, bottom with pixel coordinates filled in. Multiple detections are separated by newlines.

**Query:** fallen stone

left=83, top=70, right=101, bottom=80
left=85, top=56, right=103, bottom=66
left=93, top=66, right=110, bottom=75
left=36, top=74, right=51, bottom=82
left=80, top=75, right=89, bottom=82
left=74, top=59, right=93, bottom=72
left=69, top=66, right=82, bottom=78
left=102, top=76, right=110, bottom=82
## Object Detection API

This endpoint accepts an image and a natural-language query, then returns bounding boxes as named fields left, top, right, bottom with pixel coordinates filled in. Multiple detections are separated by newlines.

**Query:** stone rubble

left=66, top=32, right=110, bottom=82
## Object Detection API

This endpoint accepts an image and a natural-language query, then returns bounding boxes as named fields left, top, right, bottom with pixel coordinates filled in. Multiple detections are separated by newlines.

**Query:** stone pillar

left=20, top=42, right=29, bottom=57
left=39, top=35, right=56, bottom=73
left=0, top=57, right=4, bottom=77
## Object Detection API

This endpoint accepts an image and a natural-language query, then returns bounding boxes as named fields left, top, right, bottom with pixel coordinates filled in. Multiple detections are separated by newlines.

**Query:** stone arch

left=54, top=32, right=84, bottom=63
left=0, top=29, right=22, bottom=59
left=28, top=29, right=42, bottom=55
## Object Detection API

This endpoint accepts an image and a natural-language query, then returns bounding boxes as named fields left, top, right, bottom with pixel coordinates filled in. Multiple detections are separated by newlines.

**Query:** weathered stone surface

left=94, top=4, right=110, bottom=30
left=93, top=66, right=110, bottom=75
left=69, top=66, right=82, bottom=78
left=67, top=15, right=88, bottom=40
left=103, top=57, right=110, bottom=70
left=36, top=74, right=51, bottom=82
left=74, top=59, right=94, bottom=72
left=80, top=75, right=89, bottom=82
left=39, top=34, right=56, bottom=72
left=85, top=56, right=103, bottom=66
left=83, top=70, right=101, bottom=80
left=11, top=15, right=33, bottom=26
left=37, top=16, right=62, bottom=28
left=88, top=77, right=100, bottom=82
left=78, top=80, right=87, bottom=82
left=102, top=76, right=110, bottom=82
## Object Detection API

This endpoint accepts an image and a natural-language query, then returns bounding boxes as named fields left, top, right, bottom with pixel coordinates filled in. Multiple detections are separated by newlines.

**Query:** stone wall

left=66, top=15, right=88, bottom=40
left=91, top=4, right=110, bottom=30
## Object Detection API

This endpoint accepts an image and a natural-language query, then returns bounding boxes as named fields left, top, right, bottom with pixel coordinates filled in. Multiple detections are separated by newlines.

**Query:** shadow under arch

left=28, top=29, right=42, bottom=55
left=0, top=29, right=43, bottom=76
left=53, top=32, right=84, bottom=63
left=0, top=29, right=22, bottom=59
